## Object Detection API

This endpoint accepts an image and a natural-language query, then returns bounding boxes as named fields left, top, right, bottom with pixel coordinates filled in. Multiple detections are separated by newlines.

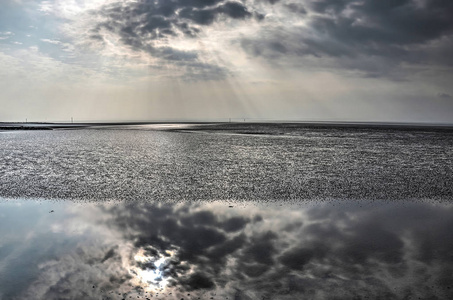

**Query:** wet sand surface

left=0, top=123, right=451, bottom=201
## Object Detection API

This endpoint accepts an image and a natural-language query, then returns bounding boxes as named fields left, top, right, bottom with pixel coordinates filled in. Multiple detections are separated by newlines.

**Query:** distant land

left=1, top=121, right=453, bottom=132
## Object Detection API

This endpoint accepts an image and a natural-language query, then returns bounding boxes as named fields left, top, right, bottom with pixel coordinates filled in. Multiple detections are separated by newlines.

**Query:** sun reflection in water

left=131, top=249, right=174, bottom=292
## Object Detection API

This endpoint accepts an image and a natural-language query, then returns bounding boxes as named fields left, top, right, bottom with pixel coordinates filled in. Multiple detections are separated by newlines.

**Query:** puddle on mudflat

left=1, top=199, right=452, bottom=299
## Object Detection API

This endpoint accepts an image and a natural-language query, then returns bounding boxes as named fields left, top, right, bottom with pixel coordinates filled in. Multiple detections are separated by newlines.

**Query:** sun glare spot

left=131, top=249, right=173, bottom=290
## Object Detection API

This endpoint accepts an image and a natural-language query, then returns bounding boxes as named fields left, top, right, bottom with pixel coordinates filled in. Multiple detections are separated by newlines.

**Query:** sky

left=0, top=0, right=453, bottom=123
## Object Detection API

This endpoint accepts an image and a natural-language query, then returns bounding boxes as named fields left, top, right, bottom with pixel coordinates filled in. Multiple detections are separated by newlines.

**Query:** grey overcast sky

left=1, top=0, right=453, bottom=123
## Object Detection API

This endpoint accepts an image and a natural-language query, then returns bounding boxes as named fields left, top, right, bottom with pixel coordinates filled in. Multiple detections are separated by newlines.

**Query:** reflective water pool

left=1, top=199, right=452, bottom=299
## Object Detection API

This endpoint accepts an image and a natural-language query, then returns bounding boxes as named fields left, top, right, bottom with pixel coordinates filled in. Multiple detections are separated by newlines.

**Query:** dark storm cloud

left=88, top=0, right=256, bottom=79
left=179, top=1, right=252, bottom=25
left=308, top=0, right=453, bottom=47
left=241, top=0, right=453, bottom=77
left=240, top=231, right=277, bottom=265
left=259, top=0, right=281, bottom=4
left=93, top=0, right=253, bottom=41
left=278, top=247, right=314, bottom=270
left=284, top=2, right=307, bottom=14
left=180, top=272, right=215, bottom=290
left=222, top=215, right=250, bottom=232
left=438, top=92, right=452, bottom=99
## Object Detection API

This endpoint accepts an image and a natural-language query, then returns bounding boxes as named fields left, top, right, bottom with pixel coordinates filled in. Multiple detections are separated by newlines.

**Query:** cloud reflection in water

left=0, top=200, right=452, bottom=299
